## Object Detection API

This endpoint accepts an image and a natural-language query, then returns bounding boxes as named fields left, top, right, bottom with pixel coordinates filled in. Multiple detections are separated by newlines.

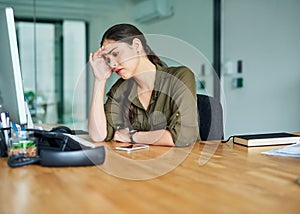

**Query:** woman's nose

left=109, top=59, right=118, bottom=68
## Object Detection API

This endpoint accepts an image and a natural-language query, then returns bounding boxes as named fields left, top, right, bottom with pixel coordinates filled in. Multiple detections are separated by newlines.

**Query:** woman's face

left=102, top=39, right=141, bottom=79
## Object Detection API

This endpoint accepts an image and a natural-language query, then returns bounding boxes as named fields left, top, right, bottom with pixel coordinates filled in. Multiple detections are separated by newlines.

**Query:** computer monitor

left=0, top=7, right=28, bottom=125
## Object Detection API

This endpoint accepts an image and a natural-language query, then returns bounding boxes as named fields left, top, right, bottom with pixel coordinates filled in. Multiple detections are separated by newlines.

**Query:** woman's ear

left=132, top=38, right=143, bottom=54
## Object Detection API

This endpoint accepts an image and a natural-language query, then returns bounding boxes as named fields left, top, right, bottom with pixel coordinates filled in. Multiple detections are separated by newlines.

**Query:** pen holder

left=0, top=127, right=11, bottom=157
left=8, top=131, right=37, bottom=158
left=7, top=131, right=39, bottom=168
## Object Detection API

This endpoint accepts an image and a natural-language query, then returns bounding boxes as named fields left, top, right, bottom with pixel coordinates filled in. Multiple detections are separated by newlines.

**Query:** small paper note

left=262, top=143, right=300, bottom=157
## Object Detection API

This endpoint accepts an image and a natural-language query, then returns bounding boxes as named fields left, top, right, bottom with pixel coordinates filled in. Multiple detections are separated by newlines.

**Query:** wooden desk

left=0, top=139, right=300, bottom=214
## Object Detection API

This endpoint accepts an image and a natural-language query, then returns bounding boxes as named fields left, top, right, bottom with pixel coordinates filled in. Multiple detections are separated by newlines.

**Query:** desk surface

left=1, top=138, right=300, bottom=214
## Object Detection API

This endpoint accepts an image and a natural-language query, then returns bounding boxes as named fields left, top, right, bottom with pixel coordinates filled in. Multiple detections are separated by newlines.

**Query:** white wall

left=137, top=0, right=213, bottom=62
left=222, top=0, right=300, bottom=137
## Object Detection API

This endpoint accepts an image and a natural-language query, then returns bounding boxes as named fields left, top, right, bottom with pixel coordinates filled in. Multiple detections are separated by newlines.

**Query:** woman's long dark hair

left=100, top=23, right=164, bottom=67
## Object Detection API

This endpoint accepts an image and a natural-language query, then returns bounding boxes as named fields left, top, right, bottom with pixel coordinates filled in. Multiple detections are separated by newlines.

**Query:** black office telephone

left=7, top=129, right=105, bottom=168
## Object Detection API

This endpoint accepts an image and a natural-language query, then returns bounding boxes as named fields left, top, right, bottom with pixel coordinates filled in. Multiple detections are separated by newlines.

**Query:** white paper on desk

left=262, top=143, right=300, bottom=157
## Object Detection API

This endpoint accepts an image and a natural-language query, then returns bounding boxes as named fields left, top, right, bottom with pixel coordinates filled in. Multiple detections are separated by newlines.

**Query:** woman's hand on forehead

left=89, top=46, right=114, bottom=81
left=92, top=47, right=105, bottom=58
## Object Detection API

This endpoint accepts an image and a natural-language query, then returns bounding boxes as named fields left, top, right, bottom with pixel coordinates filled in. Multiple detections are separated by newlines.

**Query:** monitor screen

left=0, top=7, right=27, bottom=125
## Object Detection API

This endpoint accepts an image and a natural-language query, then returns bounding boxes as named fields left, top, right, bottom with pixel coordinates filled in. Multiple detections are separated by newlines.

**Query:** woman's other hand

left=114, top=128, right=131, bottom=143
left=89, top=47, right=112, bottom=81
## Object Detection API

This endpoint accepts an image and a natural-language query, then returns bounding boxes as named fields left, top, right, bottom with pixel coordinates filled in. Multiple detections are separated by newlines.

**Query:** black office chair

left=197, top=94, right=224, bottom=141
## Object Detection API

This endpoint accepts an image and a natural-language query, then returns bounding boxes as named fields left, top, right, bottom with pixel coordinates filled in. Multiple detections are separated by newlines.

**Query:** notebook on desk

left=233, top=132, right=300, bottom=147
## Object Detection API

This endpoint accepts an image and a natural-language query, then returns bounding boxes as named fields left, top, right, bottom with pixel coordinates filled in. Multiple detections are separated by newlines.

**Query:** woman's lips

left=115, top=68, right=123, bottom=74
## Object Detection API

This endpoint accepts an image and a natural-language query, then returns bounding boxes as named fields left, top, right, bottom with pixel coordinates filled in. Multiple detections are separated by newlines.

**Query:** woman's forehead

left=102, top=40, right=128, bottom=50
left=102, top=39, right=116, bottom=48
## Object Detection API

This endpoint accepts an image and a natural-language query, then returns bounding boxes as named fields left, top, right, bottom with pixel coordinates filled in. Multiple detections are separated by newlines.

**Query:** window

left=16, top=19, right=87, bottom=126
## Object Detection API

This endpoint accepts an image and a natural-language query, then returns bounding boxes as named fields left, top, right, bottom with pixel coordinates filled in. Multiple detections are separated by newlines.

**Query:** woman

left=88, top=23, right=199, bottom=147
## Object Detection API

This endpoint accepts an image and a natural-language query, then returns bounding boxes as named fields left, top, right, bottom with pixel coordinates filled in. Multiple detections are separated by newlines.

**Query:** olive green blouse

left=104, top=65, right=199, bottom=147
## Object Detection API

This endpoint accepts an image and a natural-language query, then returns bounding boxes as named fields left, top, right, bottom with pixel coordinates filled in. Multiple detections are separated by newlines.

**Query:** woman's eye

left=112, top=52, right=119, bottom=57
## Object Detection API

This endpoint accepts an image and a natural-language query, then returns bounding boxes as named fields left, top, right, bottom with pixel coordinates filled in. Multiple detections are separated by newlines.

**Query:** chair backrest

left=197, top=94, right=224, bottom=141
